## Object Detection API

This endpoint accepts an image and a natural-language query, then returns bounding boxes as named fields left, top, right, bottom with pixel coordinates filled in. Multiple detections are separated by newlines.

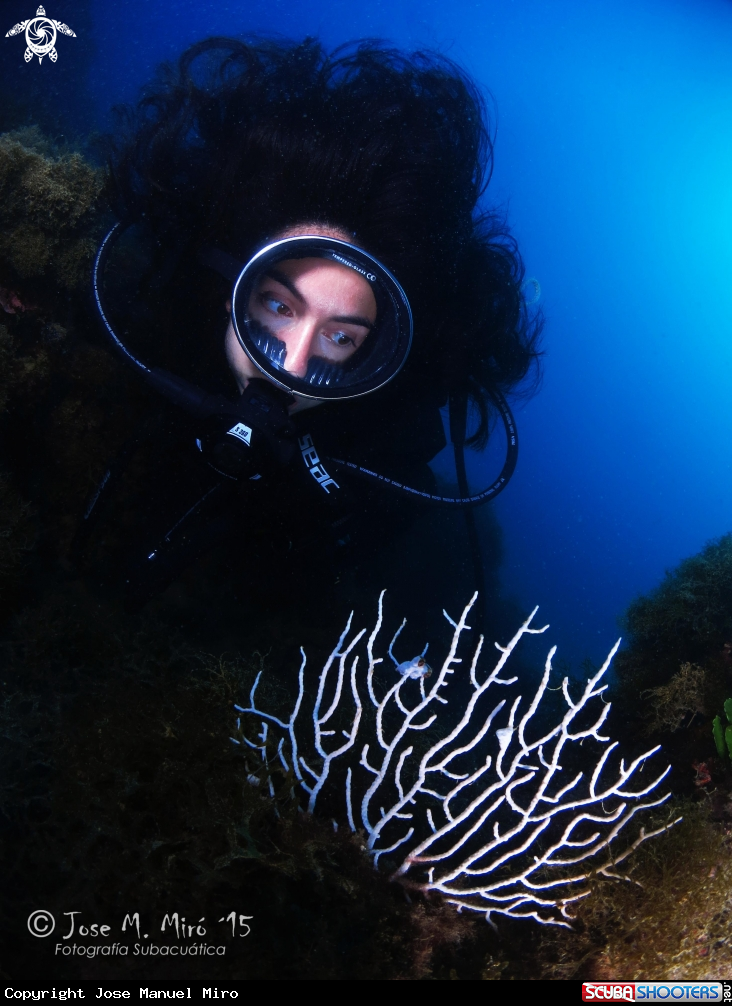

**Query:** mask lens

left=231, top=237, right=412, bottom=400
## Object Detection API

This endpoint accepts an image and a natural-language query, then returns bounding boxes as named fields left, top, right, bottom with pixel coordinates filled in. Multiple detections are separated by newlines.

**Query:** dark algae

left=614, top=534, right=732, bottom=787
left=618, top=533, right=732, bottom=693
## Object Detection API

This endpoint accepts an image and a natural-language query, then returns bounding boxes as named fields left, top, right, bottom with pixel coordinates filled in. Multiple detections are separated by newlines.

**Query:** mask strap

left=198, top=246, right=243, bottom=284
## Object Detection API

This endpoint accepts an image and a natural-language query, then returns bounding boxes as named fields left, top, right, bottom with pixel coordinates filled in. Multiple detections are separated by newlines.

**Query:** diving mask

left=226, top=236, right=412, bottom=400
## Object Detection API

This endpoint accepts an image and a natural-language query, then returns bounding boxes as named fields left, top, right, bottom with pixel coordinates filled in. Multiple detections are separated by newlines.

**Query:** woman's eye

left=261, top=294, right=292, bottom=317
left=330, top=331, right=355, bottom=348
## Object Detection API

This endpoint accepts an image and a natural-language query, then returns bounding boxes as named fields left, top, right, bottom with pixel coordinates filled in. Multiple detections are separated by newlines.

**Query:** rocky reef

left=612, top=534, right=732, bottom=791
left=618, top=533, right=732, bottom=693
left=0, top=127, right=104, bottom=318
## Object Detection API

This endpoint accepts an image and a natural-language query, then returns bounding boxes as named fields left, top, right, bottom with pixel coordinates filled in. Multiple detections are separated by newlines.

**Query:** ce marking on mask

left=299, top=434, right=339, bottom=493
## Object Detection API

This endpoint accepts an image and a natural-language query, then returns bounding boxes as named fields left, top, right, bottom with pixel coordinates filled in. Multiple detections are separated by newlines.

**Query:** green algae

left=711, top=699, right=732, bottom=762
left=713, top=714, right=727, bottom=760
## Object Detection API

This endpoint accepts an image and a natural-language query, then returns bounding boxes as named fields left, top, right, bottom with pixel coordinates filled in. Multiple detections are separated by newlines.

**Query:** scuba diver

left=80, top=37, right=542, bottom=625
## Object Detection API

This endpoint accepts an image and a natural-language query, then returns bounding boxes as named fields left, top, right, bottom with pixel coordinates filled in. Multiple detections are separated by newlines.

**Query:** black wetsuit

left=77, top=376, right=450, bottom=617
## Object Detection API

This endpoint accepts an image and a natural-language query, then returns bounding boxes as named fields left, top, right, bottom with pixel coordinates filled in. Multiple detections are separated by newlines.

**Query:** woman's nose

left=281, top=323, right=317, bottom=379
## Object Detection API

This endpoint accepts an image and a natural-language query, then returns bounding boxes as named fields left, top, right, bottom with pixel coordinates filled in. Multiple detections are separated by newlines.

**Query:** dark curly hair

left=107, top=36, right=542, bottom=446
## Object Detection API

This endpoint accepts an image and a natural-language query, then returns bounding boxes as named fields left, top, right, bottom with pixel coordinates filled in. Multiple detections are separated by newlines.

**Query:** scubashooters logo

left=5, top=6, right=76, bottom=64
left=299, top=434, right=339, bottom=493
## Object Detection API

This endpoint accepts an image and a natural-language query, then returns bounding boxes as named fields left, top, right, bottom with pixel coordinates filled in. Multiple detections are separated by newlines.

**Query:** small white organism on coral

left=389, top=621, right=432, bottom=679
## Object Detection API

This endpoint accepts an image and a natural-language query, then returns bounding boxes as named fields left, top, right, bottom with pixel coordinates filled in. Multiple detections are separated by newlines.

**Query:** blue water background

left=5, top=0, right=732, bottom=669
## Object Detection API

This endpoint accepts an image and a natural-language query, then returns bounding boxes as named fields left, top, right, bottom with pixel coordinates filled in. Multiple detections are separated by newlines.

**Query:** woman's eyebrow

left=331, top=314, right=374, bottom=330
left=264, top=268, right=304, bottom=302
left=263, top=271, right=373, bottom=329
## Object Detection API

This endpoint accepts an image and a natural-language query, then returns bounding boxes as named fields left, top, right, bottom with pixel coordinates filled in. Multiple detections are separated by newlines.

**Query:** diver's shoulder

left=295, top=385, right=445, bottom=467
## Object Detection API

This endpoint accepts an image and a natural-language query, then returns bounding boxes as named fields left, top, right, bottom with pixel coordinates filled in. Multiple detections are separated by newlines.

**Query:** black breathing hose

left=325, top=384, right=517, bottom=506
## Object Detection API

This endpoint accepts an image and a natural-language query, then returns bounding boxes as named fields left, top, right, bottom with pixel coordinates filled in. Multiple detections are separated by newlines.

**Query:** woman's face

left=225, top=226, right=376, bottom=414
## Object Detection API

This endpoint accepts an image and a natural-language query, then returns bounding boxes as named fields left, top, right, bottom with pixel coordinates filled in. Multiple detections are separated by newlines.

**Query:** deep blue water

left=5, top=0, right=732, bottom=668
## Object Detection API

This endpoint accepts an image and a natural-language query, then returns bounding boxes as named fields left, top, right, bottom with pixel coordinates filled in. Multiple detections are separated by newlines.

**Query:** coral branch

left=234, top=592, right=678, bottom=926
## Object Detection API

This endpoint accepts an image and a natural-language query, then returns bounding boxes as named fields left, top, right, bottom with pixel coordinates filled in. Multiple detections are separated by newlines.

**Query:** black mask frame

left=227, top=235, right=413, bottom=400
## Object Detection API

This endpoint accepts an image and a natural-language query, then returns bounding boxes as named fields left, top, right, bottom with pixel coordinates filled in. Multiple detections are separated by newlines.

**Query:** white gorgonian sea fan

left=232, top=592, right=680, bottom=927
